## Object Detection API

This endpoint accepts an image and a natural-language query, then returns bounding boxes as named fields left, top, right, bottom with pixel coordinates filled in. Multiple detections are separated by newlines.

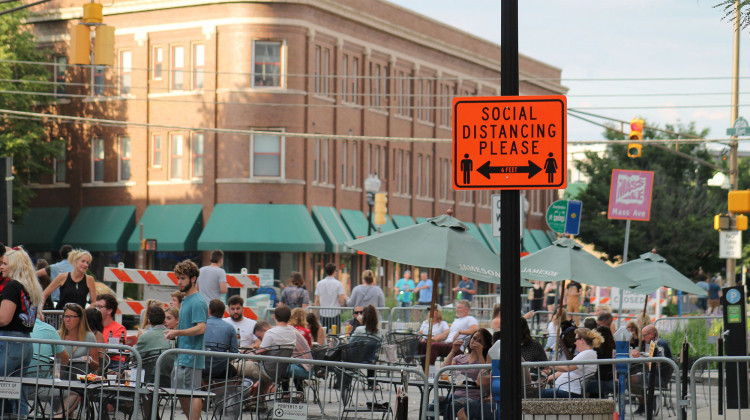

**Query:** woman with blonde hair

left=138, top=299, right=164, bottom=337
left=0, top=247, right=44, bottom=416
left=542, top=328, right=603, bottom=398
left=43, top=249, right=96, bottom=309
left=347, top=269, right=385, bottom=308
left=164, top=306, right=180, bottom=330
left=289, top=307, right=312, bottom=346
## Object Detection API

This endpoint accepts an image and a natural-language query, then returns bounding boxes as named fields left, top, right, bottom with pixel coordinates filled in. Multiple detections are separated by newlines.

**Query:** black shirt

left=58, top=272, right=89, bottom=308
left=0, top=280, right=37, bottom=333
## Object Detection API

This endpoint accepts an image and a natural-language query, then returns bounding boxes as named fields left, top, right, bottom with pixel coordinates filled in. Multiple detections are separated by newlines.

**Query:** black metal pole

left=681, top=340, right=689, bottom=420
left=718, top=336, right=724, bottom=415
left=499, top=2, right=520, bottom=418
left=367, top=201, right=374, bottom=236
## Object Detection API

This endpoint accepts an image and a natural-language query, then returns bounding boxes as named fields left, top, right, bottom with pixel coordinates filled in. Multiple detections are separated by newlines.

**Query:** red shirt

left=294, top=325, right=312, bottom=347
left=103, top=321, right=127, bottom=361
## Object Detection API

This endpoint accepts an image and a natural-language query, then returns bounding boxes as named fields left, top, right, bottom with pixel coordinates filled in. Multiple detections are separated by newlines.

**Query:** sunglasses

left=63, top=315, right=80, bottom=320
left=353, top=311, right=363, bottom=315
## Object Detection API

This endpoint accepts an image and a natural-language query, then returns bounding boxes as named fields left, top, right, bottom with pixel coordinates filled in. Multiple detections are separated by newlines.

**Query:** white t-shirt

left=315, top=276, right=345, bottom=317
left=418, top=320, right=450, bottom=338
left=555, top=348, right=597, bottom=395
left=223, top=316, right=257, bottom=348
left=446, top=315, right=478, bottom=343
left=260, top=325, right=298, bottom=349
left=197, top=265, right=226, bottom=303
left=545, top=321, right=557, bottom=351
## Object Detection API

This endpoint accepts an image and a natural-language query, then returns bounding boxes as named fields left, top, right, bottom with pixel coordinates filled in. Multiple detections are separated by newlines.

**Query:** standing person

left=0, top=247, right=44, bottom=416
left=347, top=269, right=385, bottom=308
left=314, top=262, right=347, bottom=331
left=197, top=250, right=227, bottom=304
left=566, top=280, right=582, bottom=323
left=42, top=249, right=96, bottom=309
left=544, top=281, right=558, bottom=322
left=707, top=276, right=722, bottom=316
left=164, top=260, right=208, bottom=420
left=394, top=270, right=414, bottom=321
left=95, top=293, right=128, bottom=371
left=35, top=259, right=55, bottom=310
left=36, top=244, right=73, bottom=308
left=280, top=271, right=310, bottom=309
left=413, top=271, right=433, bottom=306
left=223, top=295, right=257, bottom=349
left=453, top=276, right=476, bottom=302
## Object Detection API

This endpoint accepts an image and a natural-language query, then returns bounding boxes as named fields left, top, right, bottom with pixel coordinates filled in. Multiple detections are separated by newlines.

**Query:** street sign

left=452, top=95, right=567, bottom=190
left=607, top=169, right=654, bottom=221
left=546, top=199, right=582, bottom=235
left=720, top=230, right=742, bottom=259
left=727, top=117, right=750, bottom=137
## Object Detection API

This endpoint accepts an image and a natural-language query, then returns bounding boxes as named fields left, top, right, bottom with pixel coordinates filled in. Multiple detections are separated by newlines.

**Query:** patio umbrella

left=345, top=213, right=525, bottom=375
left=614, top=251, right=707, bottom=296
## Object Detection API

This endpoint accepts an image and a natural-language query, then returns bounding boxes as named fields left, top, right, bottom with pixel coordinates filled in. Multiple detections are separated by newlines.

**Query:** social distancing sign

left=453, top=95, right=567, bottom=190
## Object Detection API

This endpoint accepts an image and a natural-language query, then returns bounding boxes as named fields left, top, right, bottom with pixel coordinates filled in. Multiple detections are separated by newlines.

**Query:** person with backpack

left=280, top=271, right=309, bottom=309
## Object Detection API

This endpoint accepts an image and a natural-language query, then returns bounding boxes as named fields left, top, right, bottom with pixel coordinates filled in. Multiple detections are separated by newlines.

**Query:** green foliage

left=0, top=5, right=58, bottom=221
left=661, top=317, right=718, bottom=360
left=575, top=121, right=724, bottom=276
left=714, top=1, right=750, bottom=28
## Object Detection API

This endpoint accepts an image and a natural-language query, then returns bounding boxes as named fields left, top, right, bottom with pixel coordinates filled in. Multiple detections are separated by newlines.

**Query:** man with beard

left=164, top=260, right=207, bottom=420
left=223, top=295, right=257, bottom=350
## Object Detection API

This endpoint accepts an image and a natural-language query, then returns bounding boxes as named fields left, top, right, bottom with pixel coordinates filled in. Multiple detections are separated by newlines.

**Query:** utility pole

left=727, top=0, right=740, bottom=287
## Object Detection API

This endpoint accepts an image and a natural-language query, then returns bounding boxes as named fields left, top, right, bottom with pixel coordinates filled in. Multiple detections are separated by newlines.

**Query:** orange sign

left=452, top=96, right=567, bottom=190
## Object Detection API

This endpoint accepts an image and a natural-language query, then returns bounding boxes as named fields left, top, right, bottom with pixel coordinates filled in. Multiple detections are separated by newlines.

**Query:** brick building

left=20, top=0, right=567, bottom=298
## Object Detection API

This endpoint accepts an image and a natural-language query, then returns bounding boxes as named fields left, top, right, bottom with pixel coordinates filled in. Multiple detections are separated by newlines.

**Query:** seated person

left=519, top=318, right=547, bottom=380
left=345, top=306, right=364, bottom=336
left=289, top=308, right=313, bottom=347
left=541, top=328, right=602, bottom=399
left=424, top=300, right=478, bottom=365
left=418, top=306, right=450, bottom=342
left=587, top=325, right=616, bottom=398
left=203, top=299, right=239, bottom=379
left=135, top=304, right=174, bottom=383
left=629, top=325, right=673, bottom=415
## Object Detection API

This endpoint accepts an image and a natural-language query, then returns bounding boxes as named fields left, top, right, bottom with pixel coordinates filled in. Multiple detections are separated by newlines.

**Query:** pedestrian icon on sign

left=543, top=152, right=557, bottom=183
left=461, top=154, right=473, bottom=184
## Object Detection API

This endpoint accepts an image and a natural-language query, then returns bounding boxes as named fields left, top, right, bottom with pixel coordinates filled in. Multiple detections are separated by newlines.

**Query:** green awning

left=522, top=228, right=541, bottom=253
left=478, top=223, right=500, bottom=254
left=197, top=204, right=325, bottom=252
left=546, top=230, right=558, bottom=243
left=63, top=206, right=136, bottom=251
left=416, top=217, right=430, bottom=224
left=340, top=209, right=395, bottom=237
left=126, top=204, right=202, bottom=251
left=464, top=222, right=492, bottom=251
left=530, top=229, right=553, bottom=249
left=391, top=214, right=416, bottom=229
left=311, top=206, right=355, bottom=253
left=14, top=207, right=70, bottom=251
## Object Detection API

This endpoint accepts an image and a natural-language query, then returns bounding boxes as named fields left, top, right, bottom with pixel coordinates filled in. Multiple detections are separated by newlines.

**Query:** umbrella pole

left=555, top=283, right=568, bottom=360
left=638, top=294, right=649, bottom=350
left=424, top=268, right=441, bottom=377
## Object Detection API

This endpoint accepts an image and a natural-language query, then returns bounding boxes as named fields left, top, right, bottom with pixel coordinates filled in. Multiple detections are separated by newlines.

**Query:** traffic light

left=737, top=214, right=748, bottom=231
left=728, top=190, right=750, bottom=214
left=715, top=214, right=731, bottom=230
left=373, top=192, right=387, bottom=226
left=69, top=24, right=90, bottom=65
left=69, top=3, right=114, bottom=66
left=627, top=143, right=642, bottom=158
left=94, top=25, right=115, bottom=66
left=627, top=118, right=644, bottom=158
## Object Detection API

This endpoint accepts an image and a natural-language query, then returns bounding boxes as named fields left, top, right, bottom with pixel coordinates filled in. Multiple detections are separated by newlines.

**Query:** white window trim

left=169, top=133, right=185, bottom=180
left=251, top=39, right=286, bottom=89
left=191, top=132, right=204, bottom=180
left=117, top=136, right=130, bottom=182
left=91, top=137, right=104, bottom=183
left=170, top=44, right=186, bottom=92
left=250, top=128, right=286, bottom=179
left=153, top=46, right=164, bottom=80
left=152, top=133, right=163, bottom=168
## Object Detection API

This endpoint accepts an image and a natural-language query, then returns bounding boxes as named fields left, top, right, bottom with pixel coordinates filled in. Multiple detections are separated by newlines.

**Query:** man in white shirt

left=223, top=295, right=257, bottom=350
left=425, top=299, right=478, bottom=365
left=197, top=250, right=227, bottom=303
left=314, top=263, right=348, bottom=330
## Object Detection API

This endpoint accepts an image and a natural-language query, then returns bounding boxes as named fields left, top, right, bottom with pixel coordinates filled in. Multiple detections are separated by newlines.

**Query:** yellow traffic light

left=736, top=214, right=748, bottom=231
left=82, top=3, right=103, bottom=24
left=70, top=24, right=91, bottom=65
left=715, top=214, right=731, bottom=230
left=94, top=25, right=115, bottom=66
left=373, top=192, right=388, bottom=226
left=627, top=143, right=642, bottom=158
left=629, top=118, right=644, bottom=140
left=728, top=190, right=750, bottom=214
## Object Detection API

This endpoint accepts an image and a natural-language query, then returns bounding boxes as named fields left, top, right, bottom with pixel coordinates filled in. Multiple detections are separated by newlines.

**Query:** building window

left=314, top=46, right=321, bottom=94
left=171, top=45, right=185, bottom=91
left=416, top=154, right=422, bottom=196
left=92, top=138, right=104, bottom=182
left=340, top=141, right=347, bottom=186
left=193, top=44, right=204, bottom=90
left=342, top=54, right=348, bottom=101
left=253, top=40, right=282, bottom=87
left=252, top=129, right=283, bottom=177
left=372, top=145, right=379, bottom=177
left=351, top=142, right=358, bottom=187
left=397, top=71, right=404, bottom=115
left=396, top=149, right=403, bottom=194
left=191, top=132, right=204, bottom=179
left=118, top=136, right=131, bottom=181
left=351, top=57, right=359, bottom=104
left=323, top=47, right=330, bottom=96
left=54, top=56, right=67, bottom=97
left=53, top=140, right=66, bottom=183
left=119, top=50, right=132, bottom=95
left=425, top=155, right=431, bottom=197
left=152, top=134, right=162, bottom=167
left=425, top=80, right=433, bottom=122
left=92, top=66, right=105, bottom=96
left=321, top=138, right=329, bottom=183
left=416, top=79, right=422, bottom=120
left=371, top=64, right=381, bottom=108
left=404, top=151, right=410, bottom=195
left=170, top=133, right=184, bottom=179
left=153, top=46, right=163, bottom=80
left=313, top=138, right=319, bottom=182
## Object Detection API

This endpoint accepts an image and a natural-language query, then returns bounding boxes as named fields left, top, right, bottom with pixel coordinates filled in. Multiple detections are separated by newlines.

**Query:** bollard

left=613, top=326, right=632, bottom=420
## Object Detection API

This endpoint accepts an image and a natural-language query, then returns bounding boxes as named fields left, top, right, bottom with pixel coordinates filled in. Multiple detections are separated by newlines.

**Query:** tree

left=0, top=4, right=60, bottom=221
left=574, top=121, right=725, bottom=277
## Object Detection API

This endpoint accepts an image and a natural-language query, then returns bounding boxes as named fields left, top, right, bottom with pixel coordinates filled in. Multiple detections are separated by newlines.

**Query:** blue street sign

left=565, top=200, right=582, bottom=235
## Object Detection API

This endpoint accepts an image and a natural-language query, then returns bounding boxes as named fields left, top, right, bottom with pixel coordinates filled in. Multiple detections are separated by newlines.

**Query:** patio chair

left=387, top=332, right=425, bottom=366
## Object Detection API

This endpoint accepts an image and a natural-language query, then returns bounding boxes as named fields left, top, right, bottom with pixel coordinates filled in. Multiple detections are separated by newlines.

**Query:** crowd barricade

left=43, top=310, right=64, bottom=330
left=472, top=294, right=501, bottom=310
left=0, top=335, right=143, bottom=420
left=151, top=346, right=430, bottom=420
left=388, top=306, right=494, bottom=334
left=297, top=306, right=391, bottom=334
left=688, top=355, right=750, bottom=420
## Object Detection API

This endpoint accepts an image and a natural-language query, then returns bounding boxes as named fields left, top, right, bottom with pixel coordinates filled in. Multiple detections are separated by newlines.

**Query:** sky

left=389, top=0, right=749, bottom=151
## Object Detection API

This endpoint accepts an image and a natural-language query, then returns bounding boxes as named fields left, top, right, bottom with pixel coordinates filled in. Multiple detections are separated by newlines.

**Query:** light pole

left=365, top=173, right=381, bottom=236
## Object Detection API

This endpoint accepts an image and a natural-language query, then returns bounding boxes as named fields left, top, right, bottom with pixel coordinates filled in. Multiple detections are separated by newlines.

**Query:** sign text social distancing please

left=452, top=96, right=567, bottom=190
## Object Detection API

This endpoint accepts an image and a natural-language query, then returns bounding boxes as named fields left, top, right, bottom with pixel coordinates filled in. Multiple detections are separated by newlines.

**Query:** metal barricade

left=152, top=346, right=430, bottom=420
left=388, top=306, right=494, bottom=335
left=43, top=310, right=64, bottom=330
left=689, top=355, right=750, bottom=420
left=0, top=336, right=142, bottom=420
left=472, top=294, right=501, bottom=310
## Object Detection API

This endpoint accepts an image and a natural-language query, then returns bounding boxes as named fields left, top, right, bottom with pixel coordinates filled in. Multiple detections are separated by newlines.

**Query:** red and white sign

left=607, top=169, right=654, bottom=221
